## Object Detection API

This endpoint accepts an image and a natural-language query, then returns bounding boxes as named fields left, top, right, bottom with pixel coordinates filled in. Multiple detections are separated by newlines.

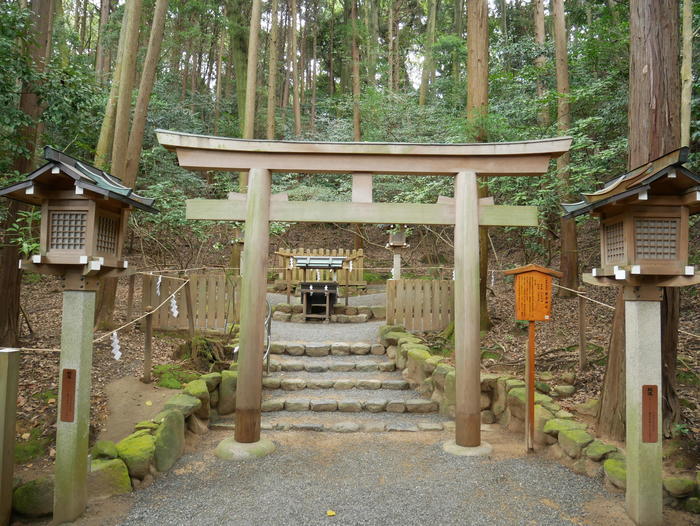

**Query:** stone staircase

left=214, top=340, right=450, bottom=433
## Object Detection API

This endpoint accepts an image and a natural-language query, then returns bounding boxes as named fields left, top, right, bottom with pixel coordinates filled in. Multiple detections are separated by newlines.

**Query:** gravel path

left=271, top=320, right=384, bottom=342
left=118, top=430, right=628, bottom=526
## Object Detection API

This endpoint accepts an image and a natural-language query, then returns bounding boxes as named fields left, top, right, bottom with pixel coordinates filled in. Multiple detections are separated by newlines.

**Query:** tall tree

left=0, top=0, right=54, bottom=347
left=291, top=0, right=302, bottom=136
left=466, top=0, right=491, bottom=330
left=266, top=0, right=280, bottom=139
left=553, top=0, right=578, bottom=296
left=680, top=0, right=693, bottom=148
left=213, top=9, right=227, bottom=135
left=598, top=0, right=681, bottom=440
left=350, top=0, right=361, bottom=141
left=533, top=0, right=548, bottom=127
left=418, top=0, right=437, bottom=106
left=95, top=0, right=112, bottom=84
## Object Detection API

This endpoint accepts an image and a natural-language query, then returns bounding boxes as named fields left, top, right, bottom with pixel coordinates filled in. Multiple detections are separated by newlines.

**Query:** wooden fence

left=386, top=279, right=454, bottom=331
left=142, top=273, right=241, bottom=332
left=275, top=248, right=367, bottom=287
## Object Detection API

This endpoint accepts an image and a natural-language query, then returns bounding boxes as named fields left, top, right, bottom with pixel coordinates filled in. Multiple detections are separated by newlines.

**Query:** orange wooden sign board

left=642, top=384, right=658, bottom=443
left=504, top=264, right=563, bottom=322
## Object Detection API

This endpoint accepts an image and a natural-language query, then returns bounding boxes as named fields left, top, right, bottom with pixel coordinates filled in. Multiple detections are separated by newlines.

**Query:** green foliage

left=6, top=209, right=40, bottom=257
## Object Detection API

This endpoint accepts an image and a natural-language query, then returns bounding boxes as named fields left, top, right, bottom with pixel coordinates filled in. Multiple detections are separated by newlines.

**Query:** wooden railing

left=142, top=273, right=241, bottom=332
left=275, top=248, right=367, bottom=287
left=386, top=279, right=454, bottom=331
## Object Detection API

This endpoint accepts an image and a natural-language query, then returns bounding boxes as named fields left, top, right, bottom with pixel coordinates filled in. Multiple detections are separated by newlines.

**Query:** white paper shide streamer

left=156, top=275, right=162, bottom=296
left=170, top=295, right=179, bottom=318
left=316, top=269, right=321, bottom=281
left=110, top=332, right=122, bottom=361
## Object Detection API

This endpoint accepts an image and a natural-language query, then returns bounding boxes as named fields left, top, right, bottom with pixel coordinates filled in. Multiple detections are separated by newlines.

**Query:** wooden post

left=454, top=171, right=481, bottom=447
left=184, top=280, right=195, bottom=338
left=142, top=306, right=153, bottom=383
left=54, top=289, right=95, bottom=524
left=0, top=348, right=19, bottom=526
left=578, top=286, right=587, bottom=371
left=624, top=287, right=663, bottom=526
left=235, top=168, right=271, bottom=444
left=525, top=321, right=536, bottom=451
left=345, top=263, right=350, bottom=307
left=286, top=267, right=291, bottom=304
left=126, top=273, right=136, bottom=326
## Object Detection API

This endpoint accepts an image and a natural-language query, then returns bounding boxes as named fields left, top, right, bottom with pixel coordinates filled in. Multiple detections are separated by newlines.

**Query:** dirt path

left=98, top=377, right=175, bottom=442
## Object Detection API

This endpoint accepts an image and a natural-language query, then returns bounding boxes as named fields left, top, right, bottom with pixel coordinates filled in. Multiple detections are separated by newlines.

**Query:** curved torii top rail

left=155, top=129, right=571, bottom=176
left=155, top=129, right=573, bottom=451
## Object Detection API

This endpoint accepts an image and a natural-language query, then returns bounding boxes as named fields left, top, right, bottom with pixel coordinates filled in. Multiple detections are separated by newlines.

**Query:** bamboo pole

left=126, top=274, right=136, bottom=325
left=454, top=171, right=481, bottom=447
left=184, top=281, right=195, bottom=339
left=142, top=306, right=153, bottom=383
left=235, top=168, right=271, bottom=443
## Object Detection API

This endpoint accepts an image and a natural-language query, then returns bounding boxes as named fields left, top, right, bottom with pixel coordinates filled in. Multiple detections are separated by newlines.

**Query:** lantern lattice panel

left=96, top=214, right=118, bottom=254
left=49, top=211, right=87, bottom=251
left=604, top=221, right=625, bottom=262
left=634, top=217, right=678, bottom=260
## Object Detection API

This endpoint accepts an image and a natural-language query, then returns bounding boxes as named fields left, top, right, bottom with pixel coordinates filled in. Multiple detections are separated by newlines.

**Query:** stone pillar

left=235, top=168, right=272, bottom=443
left=392, top=252, right=401, bottom=280
left=0, top=348, right=19, bottom=526
left=453, top=171, right=481, bottom=447
left=625, top=292, right=663, bottom=526
left=53, top=290, right=95, bottom=524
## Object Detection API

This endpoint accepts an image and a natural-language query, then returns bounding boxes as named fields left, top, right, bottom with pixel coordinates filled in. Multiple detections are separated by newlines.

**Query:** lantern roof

left=562, top=147, right=700, bottom=218
left=0, top=147, right=157, bottom=212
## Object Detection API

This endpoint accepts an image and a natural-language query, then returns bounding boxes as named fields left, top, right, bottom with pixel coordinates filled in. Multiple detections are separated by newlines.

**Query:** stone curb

left=209, top=421, right=447, bottom=433
left=269, top=342, right=386, bottom=356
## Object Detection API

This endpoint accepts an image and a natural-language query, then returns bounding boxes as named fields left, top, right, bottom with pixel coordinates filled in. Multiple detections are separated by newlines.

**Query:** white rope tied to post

left=170, top=295, right=179, bottom=318
left=110, top=332, right=122, bottom=361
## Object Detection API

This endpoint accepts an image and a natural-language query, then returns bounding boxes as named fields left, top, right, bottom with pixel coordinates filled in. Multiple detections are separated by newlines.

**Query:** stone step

left=212, top=411, right=453, bottom=433
left=269, top=355, right=395, bottom=373
left=261, top=390, right=438, bottom=414
left=270, top=341, right=386, bottom=357
left=263, top=375, right=410, bottom=391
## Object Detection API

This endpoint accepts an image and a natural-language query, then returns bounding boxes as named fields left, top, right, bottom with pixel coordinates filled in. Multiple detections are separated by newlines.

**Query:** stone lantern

left=0, top=147, right=156, bottom=523
left=386, top=225, right=409, bottom=280
left=0, top=147, right=156, bottom=288
left=562, top=146, right=699, bottom=525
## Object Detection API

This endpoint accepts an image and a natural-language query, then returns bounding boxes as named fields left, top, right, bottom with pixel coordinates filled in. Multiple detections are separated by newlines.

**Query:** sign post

left=504, top=264, right=562, bottom=450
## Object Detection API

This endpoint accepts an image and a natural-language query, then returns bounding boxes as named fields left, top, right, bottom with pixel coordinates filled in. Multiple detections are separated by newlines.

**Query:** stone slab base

left=214, top=438, right=276, bottom=460
left=442, top=440, right=493, bottom=457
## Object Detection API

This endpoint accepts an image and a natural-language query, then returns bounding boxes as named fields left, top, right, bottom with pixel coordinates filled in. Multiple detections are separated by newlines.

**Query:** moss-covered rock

left=583, top=440, right=617, bottom=462
left=134, top=421, right=159, bottom=432
left=684, top=497, right=700, bottom=514
left=406, top=347, right=431, bottom=385
left=574, top=398, right=599, bottom=417
left=432, top=363, right=454, bottom=389
left=92, top=439, right=119, bottom=459
left=535, top=381, right=551, bottom=394
left=381, top=331, right=410, bottom=346
left=440, top=370, right=456, bottom=417
left=116, top=432, right=156, bottom=479
left=12, top=477, right=53, bottom=517
left=662, top=477, right=696, bottom=498
left=603, top=458, right=626, bottom=489
left=505, top=379, right=525, bottom=391
left=424, top=355, right=443, bottom=374
left=479, top=373, right=501, bottom=391
left=541, top=400, right=561, bottom=413
left=507, top=387, right=553, bottom=420
left=491, top=377, right=508, bottom=416
left=543, top=418, right=587, bottom=436
left=88, top=458, right=132, bottom=499
left=163, top=393, right=202, bottom=417
left=219, top=370, right=238, bottom=415
left=555, top=410, right=574, bottom=419
left=200, top=372, right=222, bottom=391
left=534, top=405, right=555, bottom=445
left=154, top=409, right=185, bottom=472
left=183, top=379, right=210, bottom=419
left=553, top=384, right=576, bottom=397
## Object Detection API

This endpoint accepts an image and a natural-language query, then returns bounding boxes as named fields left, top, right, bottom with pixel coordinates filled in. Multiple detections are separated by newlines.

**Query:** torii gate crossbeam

left=157, top=130, right=572, bottom=451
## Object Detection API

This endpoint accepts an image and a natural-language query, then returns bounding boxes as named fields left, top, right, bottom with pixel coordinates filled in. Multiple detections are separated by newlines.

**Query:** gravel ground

left=117, top=430, right=629, bottom=526
left=271, top=320, right=384, bottom=342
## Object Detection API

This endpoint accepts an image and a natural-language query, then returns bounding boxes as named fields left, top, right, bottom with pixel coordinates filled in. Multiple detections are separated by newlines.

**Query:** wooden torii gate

left=157, top=130, right=572, bottom=451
